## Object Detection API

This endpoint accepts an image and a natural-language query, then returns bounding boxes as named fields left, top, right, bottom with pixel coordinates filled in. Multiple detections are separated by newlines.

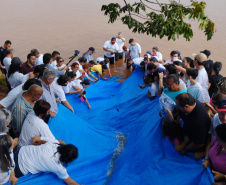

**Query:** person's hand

left=29, top=72, right=35, bottom=79
left=88, top=105, right=91, bottom=109
left=8, top=173, right=18, bottom=185
left=159, top=72, right=164, bottom=79
left=202, top=159, right=210, bottom=169
left=56, top=99, right=61, bottom=103
left=203, top=101, right=210, bottom=107
left=94, top=79, right=99, bottom=83
left=165, top=108, right=171, bottom=114
left=212, top=170, right=225, bottom=181
left=139, top=85, right=146, bottom=89
left=103, top=77, right=107, bottom=80
left=70, top=108, right=74, bottom=113
left=32, top=136, right=46, bottom=145
left=49, top=111, right=56, bottom=117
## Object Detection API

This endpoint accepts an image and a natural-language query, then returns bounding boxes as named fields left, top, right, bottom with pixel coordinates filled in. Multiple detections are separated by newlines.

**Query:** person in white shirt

left=193, top=53, right=210, bottom=102
left=7, top=57, right=34, bottom=89
left=152, top=46, right=162, bottom=61
left=115, top=32, right=125, bottom=61
left=128, top=38, right=141, bottom=60
left=3, top=49, right=13, bottom=74
left=54, top=56, right=67, bottom=71
left=52, top=75, right=74, bottom=113
left=50, top=51, right=60, bottom=68
left=14, top=136, right=80, bottom=185
left=144, top=75, right=159, bottom=99
left=186, top=68, right=205, bottom=103
left=31, top=49, right=43, bottom=66
left=103, top=37, right=119, bottom=64
left=165, top=50, right=179, bottom=65
left=18, top=100, right=66, bottom=148
left=63, top=71, right=83, bottom=94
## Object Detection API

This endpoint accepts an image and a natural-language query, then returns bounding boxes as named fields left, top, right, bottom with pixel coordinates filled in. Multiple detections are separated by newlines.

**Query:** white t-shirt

left=116, top=38, right=125, bottom=53
left=0, top=84, right=23, bottom=111
left=52, top=80, right=67, bottom=102
left=54, top=64, right=66, bottom=70
left=129, top=43, right=141, bottom=60
left=165, top=59, right=173, bottom=65
left=62, top=81, right=76, bottom=93
left=35, top=54, right=43, bottom=66
left=133, top=57, right=144, bottom=66
left=187, top=82, right=204, bottom=103
left=18, top=111, right=55, bottom=148
left=209, top=113, right=222, bottom=138
left=148, top=82, right=159, bottom=96
left=103, top=40, right=119, bottom=58
left=157, top=63, right=165, bottom=70
left=179, top=79, right=187, bottom=91
left=0, top=149, right=15, bottom=185
left=3, top=57, right=12, bottom=73
left=73, top=79, right=83, bottom=90
left=51, top=60, right=57, bottom=68
left=18, top=137, right=69, bottom=179
left=96, top=57, right=109, bottom=68
left=196, top=67, right=210, bottom=102
left=8, top=72, right=28, bottom=89
left=156, top=52, right=162, bottom=61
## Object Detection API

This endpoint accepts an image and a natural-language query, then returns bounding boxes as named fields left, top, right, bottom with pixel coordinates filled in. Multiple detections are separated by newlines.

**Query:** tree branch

left=140, top=0, right=161, bottom=12
left=123, top=0, right=131, bottom=17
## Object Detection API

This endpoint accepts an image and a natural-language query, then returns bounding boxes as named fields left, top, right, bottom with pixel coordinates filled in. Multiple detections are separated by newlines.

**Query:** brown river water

left=0, top=0, right=226, bottom=81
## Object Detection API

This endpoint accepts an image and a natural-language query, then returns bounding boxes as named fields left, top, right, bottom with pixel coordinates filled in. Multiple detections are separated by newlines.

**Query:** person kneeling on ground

left=14, top=137, right=80, bottom=185
left=89, top=60, right=107, bottom=80
left=202, top=124, right=226, bottom=184
left=143, top=74, right=159, bottom=99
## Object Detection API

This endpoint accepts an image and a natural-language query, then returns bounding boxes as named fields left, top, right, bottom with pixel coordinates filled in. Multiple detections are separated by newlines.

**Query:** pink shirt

left=209, top=136, right=226, bottom=174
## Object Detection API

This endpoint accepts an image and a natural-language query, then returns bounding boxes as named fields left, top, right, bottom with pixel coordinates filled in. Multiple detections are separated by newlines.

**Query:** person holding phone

left=115, top=32, right=125, bottom=61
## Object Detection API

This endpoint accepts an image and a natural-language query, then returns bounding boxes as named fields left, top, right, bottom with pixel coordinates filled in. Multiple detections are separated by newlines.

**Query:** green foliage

left=101, top=0, right=215, bottom=41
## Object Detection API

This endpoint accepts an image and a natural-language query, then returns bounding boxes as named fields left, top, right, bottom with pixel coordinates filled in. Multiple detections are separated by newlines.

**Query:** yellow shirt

left=91, top=65, right=102, bottom=75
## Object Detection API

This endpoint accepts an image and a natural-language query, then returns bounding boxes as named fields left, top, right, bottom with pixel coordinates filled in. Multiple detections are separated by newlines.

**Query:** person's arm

left=158, top=72, right=164, bottom=92
left=8, top=171, right=18, bottom=185
left=85, top=97, right=91, bottom=109
left=87, top=71, right=98, bottom=80
left=175, top=137, right=190, bottom=153
left=203, top=101, right=217, bottom=115
left=103, top=47, right=111, bottom=53
left=175, top=65, right=186, bottom=74
left=107, top=67, right=112, bottom=77
left=212, top=170, right=226, bottom=182
left=68, top=89, right=83, bottom=94
left=49, top=111, right=56, bottom=117
left=99, top=74, right=107, bottom=80
left=181, top=142, right=204, bottom=154
left=147, top=91, right=155, bottom=99
left=202, top=140, right=214, bottom=168
left=165, top=108, right=174, bottom=120
left=63, top=176, right=79, bottom=185
left=139, top=53, right=141, bottom=57
left=61, top=101, right=74, bottom=113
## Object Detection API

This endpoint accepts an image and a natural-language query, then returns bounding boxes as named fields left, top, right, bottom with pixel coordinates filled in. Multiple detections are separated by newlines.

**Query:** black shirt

left=204, top=59, right=213, bottom=75
left=0, top=46, right=7, bottom=66
left=209, top=74, right=223, bottom=98
left=179, top=100, right=211, bottom=145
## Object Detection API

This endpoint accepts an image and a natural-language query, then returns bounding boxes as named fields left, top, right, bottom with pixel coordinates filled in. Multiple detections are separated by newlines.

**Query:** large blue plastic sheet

left=8, top=69, right=214, bottom=185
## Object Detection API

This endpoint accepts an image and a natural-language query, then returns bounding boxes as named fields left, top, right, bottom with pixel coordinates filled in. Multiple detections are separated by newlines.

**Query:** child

left=143, top=74, right=159, bottom=99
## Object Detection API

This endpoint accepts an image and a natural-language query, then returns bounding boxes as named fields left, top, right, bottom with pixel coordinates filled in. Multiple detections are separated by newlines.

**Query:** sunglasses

left=59, top=60, right=64, bottom=63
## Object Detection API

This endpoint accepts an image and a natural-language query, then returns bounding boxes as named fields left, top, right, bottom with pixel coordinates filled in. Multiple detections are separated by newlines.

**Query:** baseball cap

left=111, top=37, right=116, bottom=43
left=193, top=53, right=207, bottom=63
left=89, top=47, right=95, bottom=53
left=176, top=50, right=181, bottom=56
left=218, top=99, right=226, bottom=112
left=11, top=57, right=22, bottom=65
left=122, top=45, right=127, bottom=50
left=200, top=50, right=211, bottom=57
left=144, top=54, right=148, bottom=60
left=80, top=79, right=91, bottom=86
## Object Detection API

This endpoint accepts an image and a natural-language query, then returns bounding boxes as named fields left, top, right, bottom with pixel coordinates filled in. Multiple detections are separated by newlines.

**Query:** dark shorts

left=14, top=148, right=24, bottom=178
left=104, top=55, right=114, bottom=64
left=115, top=52, right=123, bottom=61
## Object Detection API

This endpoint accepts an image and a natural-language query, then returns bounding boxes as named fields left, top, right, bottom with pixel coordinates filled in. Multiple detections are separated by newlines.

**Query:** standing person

left=83, top=47, right=95, bottom=62
left=122, top=45, right=129, bottom=63
left=11, top=85, right=43, bottom=137
left=165, top=51, right=179, bottom=65
left=0, top=40, right=12, bottom=74
left=193, top=53, right=210, bottom=102
left=209, top=62, right=223, bottom=98
left=31, top=49, right=43, bottom=66
left=21, top=53, right=36, bottom=75
left=3, top=49, right=13, bottom=74
left=182, top=57, right=194, bottom=69
left=50, top=51, right=60, bottom=68
left=152, top=46, right=162, bottom=61
left=14, top=136, right=80, bottom=185
left=128, top=38, right=141, bottom=60
left=115, top=32, right=125, bottom=61
left=40, top=68, right=59, bottom=121
left=103, top=37, right=119, bottom=64
left=7, top=57, right=33, bottom=89
left=201, top=49, right=213, bottom=76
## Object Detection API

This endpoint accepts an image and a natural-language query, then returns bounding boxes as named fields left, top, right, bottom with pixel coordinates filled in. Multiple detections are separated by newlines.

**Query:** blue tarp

left=9, top=69, right=214, bottom=185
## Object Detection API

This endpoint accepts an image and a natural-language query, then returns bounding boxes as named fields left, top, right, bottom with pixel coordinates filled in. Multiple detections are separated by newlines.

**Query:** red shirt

left=21, top=62, right=35, bottom=74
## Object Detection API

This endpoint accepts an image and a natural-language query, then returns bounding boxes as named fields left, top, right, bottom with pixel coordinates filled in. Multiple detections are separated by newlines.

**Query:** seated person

left=14, top=137, right=80, bottom=185
left=18, top=100, right=65, bottom=148
left=159, top=74, right=186, bottom=117
left=202, top=124, right=226, bottom=183
left=176, top=93, right=211, bottom=154
left=54, top=56, right=67, bottom=71
left=11, top=85, right=43, bottom=137
left=52, top=75, right=74, bottom=113
left=89, top=60, right=107, bottom=80
left=143, top=74, right=159, bottom=99
left=96, top=58, right=112, bottom=77
left=186, top=68, right=205, bottom=103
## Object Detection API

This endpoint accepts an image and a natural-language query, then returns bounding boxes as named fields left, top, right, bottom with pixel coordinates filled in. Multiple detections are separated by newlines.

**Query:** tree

left=101, top=0, right=215, bottom=41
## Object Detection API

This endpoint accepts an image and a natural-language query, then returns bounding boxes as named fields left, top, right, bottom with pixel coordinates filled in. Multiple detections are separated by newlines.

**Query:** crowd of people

left=0, top=32, right=225, bottom=184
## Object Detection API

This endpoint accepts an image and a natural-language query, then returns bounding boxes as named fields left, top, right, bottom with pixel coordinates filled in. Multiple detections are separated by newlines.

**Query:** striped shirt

left=11, top=92, right=33, bottom=137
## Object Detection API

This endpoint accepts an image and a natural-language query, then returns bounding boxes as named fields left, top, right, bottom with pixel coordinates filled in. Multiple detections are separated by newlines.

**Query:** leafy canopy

left=101, top=0, right=215, bottom=41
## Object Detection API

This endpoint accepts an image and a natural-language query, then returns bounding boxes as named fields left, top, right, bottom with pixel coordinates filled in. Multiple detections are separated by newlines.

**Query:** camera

left=74, top=50, right=79, bottom=56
